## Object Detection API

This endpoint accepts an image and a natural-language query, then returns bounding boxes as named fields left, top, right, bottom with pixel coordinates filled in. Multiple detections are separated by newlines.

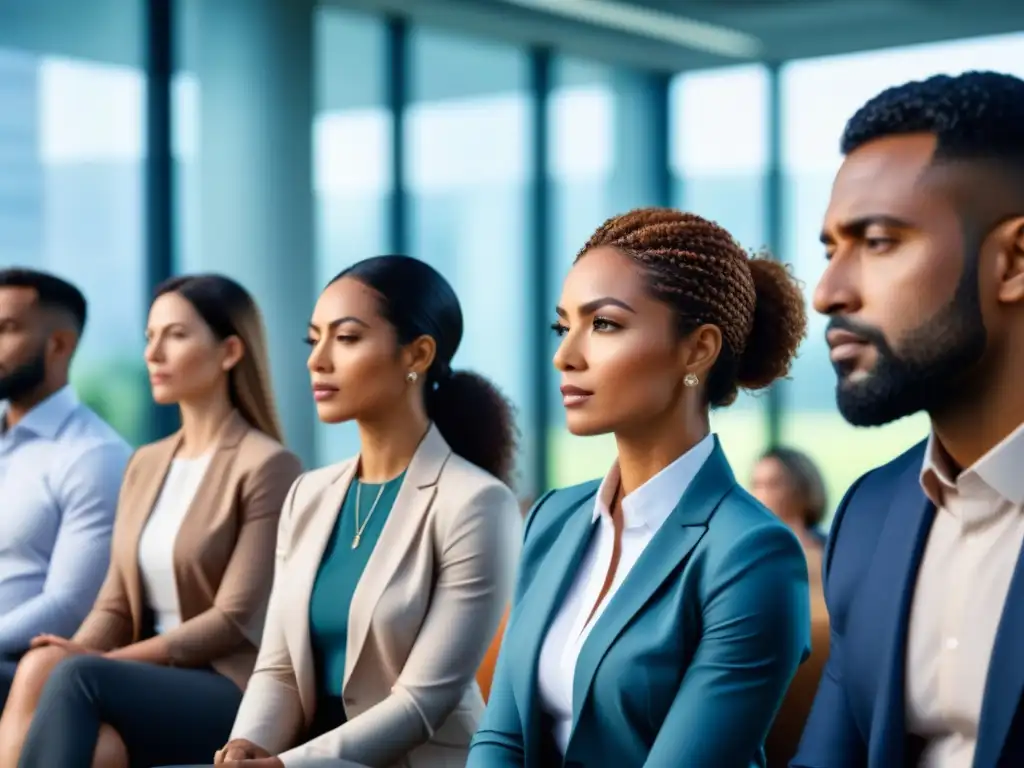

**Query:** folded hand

left=29, top=635, right=97, bottom=655
left=214, top=739, right=273, bottom=764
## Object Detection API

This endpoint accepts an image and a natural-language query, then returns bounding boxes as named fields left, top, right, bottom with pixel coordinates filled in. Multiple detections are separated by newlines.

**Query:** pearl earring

left=683, top=373, right=699, bottom=388
left=406, top=371, right=418, bottom=383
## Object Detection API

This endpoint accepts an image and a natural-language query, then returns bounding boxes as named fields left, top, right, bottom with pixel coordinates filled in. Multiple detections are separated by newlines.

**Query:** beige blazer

left=73, top=411, right=302, bottom=689
left=230, top=425, right=521, bottom=768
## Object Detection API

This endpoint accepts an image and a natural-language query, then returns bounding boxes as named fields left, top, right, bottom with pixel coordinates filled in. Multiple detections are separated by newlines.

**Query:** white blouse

left=536, top=434, right=714, bottom=754
left=137, top=454, right=212, bottom=634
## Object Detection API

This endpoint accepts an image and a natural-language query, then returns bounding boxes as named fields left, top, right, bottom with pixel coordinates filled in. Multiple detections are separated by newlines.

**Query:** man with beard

left=792, top=71, right=1024, bottom=768
left=0, top=269, right=129, bottom=704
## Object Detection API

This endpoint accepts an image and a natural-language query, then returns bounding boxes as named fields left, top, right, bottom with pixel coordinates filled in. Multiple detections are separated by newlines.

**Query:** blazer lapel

left=342, top=425, right=450, bottom=695
left=568, top=441, right=731, bottom=736
left=510, top=497, right=598, bottom=762
left=974, top=543, right=1024, bottom=767
left=121, top=411, right=251, bottom=641
left=290, top=458, right=357, bottom=720
left=171, top=413, right=249, bottom=603
left=121, top=431, right=181, bottom=640
left=855, top=460, right=935, bottom=768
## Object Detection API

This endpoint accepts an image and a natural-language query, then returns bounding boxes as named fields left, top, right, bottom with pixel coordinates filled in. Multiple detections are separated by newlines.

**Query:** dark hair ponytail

left=426, top=370, right=518, bottom=486
left=335, top=255, right=519, bottom=485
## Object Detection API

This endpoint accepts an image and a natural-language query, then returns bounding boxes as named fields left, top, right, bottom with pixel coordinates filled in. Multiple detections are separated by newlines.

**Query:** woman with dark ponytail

left=202, top=255, right=520, bottom=768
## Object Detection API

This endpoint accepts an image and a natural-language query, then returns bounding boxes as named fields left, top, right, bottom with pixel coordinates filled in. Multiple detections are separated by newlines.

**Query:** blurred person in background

left=0, top=274, right=301, bottom=768
left=204, top=255, right=520, bottom=768
left=794, top=71, right=1024, bottom=768
left=752, top=448, right=832, bottom=767
left=469, top=208, right=811, bottom=768
left=751, top=447, right=829, bottom=587
left=0, top=269, right=130, bottom=707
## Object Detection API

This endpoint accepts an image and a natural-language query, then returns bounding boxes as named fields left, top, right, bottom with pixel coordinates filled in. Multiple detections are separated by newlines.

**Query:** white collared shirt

left=905, top=421, right=1024, bottom=768
left=536, top=434, right=715, bottom=754
left=137, top=453, right=213, bottom=634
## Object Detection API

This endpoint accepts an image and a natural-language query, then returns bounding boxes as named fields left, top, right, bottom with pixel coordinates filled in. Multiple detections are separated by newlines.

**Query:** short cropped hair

left=841, top=71, right=1024, bottom=167
left=0, top=268, right=88, bottom=332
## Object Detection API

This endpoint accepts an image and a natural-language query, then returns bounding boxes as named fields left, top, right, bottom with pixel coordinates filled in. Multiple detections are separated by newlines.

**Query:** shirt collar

left=920, top=421, right=1024, bottom=507
left=0, top=386, right=80, bottom=440
left=593, top=433, right=716, bottom=531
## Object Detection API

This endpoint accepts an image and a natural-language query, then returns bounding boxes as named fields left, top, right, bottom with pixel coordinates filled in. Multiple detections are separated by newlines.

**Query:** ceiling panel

left=334, top=0, right=1024, bottom=72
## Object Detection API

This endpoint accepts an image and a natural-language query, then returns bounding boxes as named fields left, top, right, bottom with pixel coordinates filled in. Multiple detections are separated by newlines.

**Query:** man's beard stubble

left=832, top=254, right=987, bottom=427
left=0, top=348, right=47, bottom=403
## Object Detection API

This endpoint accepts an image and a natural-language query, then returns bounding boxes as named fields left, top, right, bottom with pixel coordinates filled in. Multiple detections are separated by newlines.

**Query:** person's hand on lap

left=214, top=738, right=272, bottom=763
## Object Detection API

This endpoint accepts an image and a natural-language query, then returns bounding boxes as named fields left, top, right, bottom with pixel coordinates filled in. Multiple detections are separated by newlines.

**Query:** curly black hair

left=841, top=71, right=1024, bottom=164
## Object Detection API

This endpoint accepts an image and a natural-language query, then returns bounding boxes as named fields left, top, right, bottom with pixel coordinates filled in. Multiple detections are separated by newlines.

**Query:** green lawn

left=72, top=360, right=152, bottom=446
left=548, top=409, right=929, bottom=526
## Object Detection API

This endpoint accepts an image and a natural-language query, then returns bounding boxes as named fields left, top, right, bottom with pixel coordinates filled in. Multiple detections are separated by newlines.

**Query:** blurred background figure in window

left=752, top=446, right=831, bottom=767
left=751, top=447, right=828, bottom=578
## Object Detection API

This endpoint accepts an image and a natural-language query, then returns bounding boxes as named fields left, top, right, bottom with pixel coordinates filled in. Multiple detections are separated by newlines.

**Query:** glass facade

left=670, top=64, right=769, bottom=485
left=2, top=1, right=1022, bottom=509
left=0, top=3, right=149, bottom=445
left=406, top=28, right=535, bottom=490
left=313, top=8, right=391, bottom=465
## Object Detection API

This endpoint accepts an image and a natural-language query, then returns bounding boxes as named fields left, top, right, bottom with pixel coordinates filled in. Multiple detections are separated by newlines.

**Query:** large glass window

left=406, top=28, right=534, bottom=494
left=547, top=59, right=664, bottom=487
left=670, top=64, right=769, bottom=484
left=312, top=9, right=391, bottom=465
left=0, top=41, right=149, bottom=445
left=781, top=33, right=1024, bottom=521
left=175, top=0, right=320, bottom=464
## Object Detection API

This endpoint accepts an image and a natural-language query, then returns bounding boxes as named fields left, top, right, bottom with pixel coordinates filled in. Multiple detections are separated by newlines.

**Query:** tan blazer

left=230, top=425, right=521, bottom=768
left=73, top=411, right=302, bottom=689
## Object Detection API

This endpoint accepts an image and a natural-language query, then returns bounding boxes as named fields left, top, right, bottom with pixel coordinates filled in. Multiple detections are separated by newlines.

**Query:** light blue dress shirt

left=0, top=386, right=131, bottom=657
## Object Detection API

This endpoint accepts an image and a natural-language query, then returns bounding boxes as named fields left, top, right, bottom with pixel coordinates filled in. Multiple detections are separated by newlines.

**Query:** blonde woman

left=470, top=210, right=810, bottom=768
left=0, top=274, right=302, bottom=768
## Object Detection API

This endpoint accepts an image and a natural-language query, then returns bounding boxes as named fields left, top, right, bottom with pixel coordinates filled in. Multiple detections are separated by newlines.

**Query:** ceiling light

left=500, top=0, right=762, bottom=58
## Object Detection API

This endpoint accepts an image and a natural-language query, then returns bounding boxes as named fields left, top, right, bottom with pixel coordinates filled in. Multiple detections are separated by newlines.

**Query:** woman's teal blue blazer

left=468, top=437, right=811, bottom=768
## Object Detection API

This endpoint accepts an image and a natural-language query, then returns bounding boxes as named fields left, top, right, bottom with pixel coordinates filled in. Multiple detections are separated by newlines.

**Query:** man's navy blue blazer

left=793, top=439, right=1024, bottom=768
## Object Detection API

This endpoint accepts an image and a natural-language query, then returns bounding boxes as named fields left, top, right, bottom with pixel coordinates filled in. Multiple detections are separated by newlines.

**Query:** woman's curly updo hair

left=578, top=207, right=807, bottom=407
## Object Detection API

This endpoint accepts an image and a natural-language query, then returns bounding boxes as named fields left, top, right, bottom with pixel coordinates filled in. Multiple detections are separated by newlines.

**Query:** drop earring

left=406, top=371, right=419, bottom=383
left=683, top=373, right=699, bottom=388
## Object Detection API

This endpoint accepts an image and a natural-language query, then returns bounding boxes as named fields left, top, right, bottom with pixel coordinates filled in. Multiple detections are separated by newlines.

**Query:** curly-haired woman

left=469, top=208, right=812, bottom=768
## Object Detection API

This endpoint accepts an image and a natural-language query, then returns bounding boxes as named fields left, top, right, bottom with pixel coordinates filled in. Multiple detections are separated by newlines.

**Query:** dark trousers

left=0, top=654, right=21, bottom=709
left=18, top=655, right=242, bottom=768
left=165, top=694, right=348, bottom=768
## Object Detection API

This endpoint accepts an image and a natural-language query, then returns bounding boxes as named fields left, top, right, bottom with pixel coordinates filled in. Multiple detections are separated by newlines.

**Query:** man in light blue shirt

left=0, top=268, right=131, bottom=703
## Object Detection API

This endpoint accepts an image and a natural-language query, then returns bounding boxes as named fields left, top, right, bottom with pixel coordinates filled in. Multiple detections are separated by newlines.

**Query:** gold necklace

left=352, top=479, right=388, bottom=549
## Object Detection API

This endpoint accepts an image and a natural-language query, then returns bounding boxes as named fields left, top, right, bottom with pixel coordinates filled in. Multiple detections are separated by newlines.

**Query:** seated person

left=0, top=269, right=131, bottom=704
left=193, top=256, right=521, bottom=768
left=0, top=274, right=302, bottom=768
left=750, top=449, right=832, bottom=765
left=750, top=446, right=830, bottom=591
left=468, top=209, right=810, bottom=767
